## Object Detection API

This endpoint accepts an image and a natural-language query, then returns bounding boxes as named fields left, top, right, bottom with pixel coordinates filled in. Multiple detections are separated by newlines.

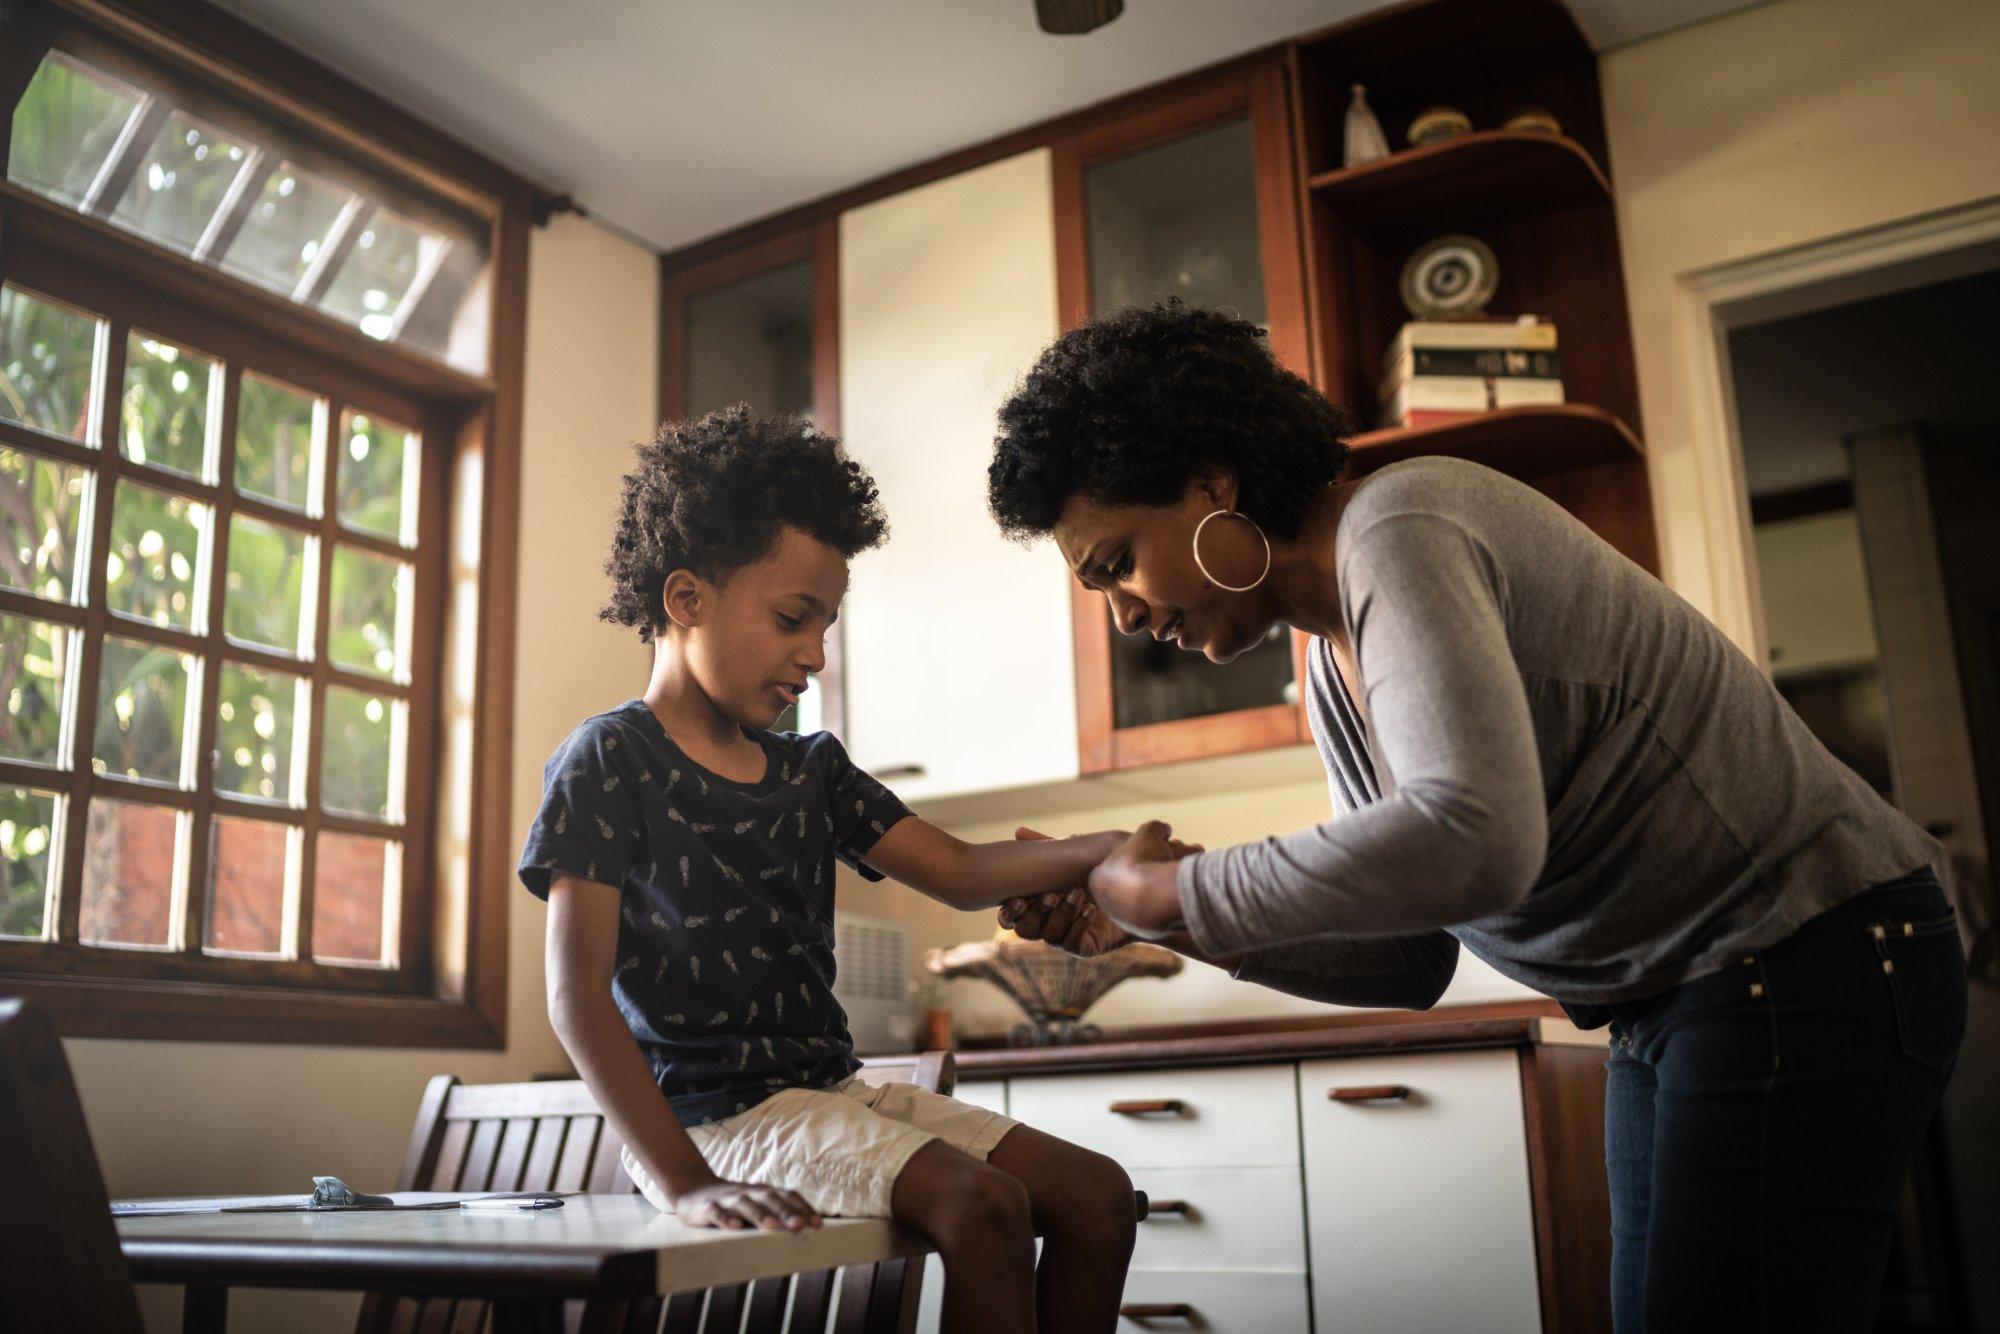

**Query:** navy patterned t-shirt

left=518, top=701, right=911, bottom=1127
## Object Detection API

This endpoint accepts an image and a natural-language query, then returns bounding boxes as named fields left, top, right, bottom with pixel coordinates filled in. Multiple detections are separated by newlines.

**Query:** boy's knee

left=936, top=1166, right=1034, bottom=1255
left=1052, top=1150, right=1137, bottom=1246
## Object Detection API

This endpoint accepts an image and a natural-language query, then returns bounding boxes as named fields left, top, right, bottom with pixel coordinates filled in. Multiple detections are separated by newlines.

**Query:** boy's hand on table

left=673, top=1178, right=821, bottom=1232
left=1000, top=825, right=1202, bottom=956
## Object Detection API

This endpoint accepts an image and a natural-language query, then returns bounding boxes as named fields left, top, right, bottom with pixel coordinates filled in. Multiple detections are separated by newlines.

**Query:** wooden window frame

left=0, top=0, right=536, bottom=1047
left=657, top=219, right=849, bottom=735
left=1051, top=64, right=1317, bottom=774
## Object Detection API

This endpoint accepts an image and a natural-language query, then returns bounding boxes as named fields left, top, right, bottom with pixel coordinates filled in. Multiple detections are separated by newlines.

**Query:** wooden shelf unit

left=1306, top=129, right=1612, bottom=229
left=1290, top=0, right=1658, bottom=573
left=1346, top=403, right=1640, bottom=477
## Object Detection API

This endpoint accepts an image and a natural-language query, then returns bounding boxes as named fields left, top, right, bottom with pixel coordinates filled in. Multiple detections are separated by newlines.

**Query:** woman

left=986, top=303, right=1966, bottom=1332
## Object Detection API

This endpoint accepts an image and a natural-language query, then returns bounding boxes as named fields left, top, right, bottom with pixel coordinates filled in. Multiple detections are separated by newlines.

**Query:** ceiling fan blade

left=1036, top=0, right=1125, bottom=36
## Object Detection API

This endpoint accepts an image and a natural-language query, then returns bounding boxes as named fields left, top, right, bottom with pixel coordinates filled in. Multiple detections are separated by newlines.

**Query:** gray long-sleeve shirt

left=1180, top=457, right=1938, bottom=1017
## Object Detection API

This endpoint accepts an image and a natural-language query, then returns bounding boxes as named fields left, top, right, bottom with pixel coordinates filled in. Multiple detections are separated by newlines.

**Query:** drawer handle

left=1120, top=1303, right=1195, bottom=1322
left=1327, top=1084, right=1412, bottom=1103
left=1109, top=1099, right=1185, bottom=1116
left=1140, top=1198, right=1190, bottom=1219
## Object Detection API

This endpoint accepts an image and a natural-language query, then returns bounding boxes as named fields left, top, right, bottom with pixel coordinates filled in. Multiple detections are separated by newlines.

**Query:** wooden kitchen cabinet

left=1301, top=1049, right=1542, bottom=1332
left=1051, top=64, right=1319, bottom=776
left=655, top=0, right=1665, bottom=795
left=929, top=1012, right=1615, bottom=1334
left=833, top=149, right=1078, bottom=802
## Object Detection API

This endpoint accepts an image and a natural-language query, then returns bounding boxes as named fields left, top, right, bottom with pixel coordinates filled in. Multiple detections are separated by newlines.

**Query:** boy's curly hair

left=987, top=302, right=1351, bottom=542
left=600, top=406, right=888, bottom=642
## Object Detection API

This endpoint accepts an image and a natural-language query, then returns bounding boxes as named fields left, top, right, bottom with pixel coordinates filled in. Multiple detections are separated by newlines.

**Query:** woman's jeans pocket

left=1866, top=906, right=1968, bottom=1077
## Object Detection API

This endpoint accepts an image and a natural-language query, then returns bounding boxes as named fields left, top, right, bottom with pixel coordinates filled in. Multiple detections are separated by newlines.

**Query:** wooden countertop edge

left=954, top=1004, right=1601, bottom=1078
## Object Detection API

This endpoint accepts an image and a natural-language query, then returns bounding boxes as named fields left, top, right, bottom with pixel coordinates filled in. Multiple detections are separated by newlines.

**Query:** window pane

left=337, top=412, right=416, bottom=543
left=234, top=373, right=321, bottom=509
left=1085, top=118, right=1268, bottom=324
left=108, top=482, right=208, bottom=630
left=0, top=284, right=101, bottom=442
left=214, top=661, right=305, bottom=803
left=1085, top=119, right=1292, bottom=729
left=0, top=445, right=90, bottom=603
left=92, top=636, right=193, bottom=786
left=0, top=788, right=62, bottom=940
left=321, top=685, right=401, bottom=820
left=109, top=110, right=254, bottom=257
left=328, top=545, right=410, bottom=680
left=78, top=797, right=182, bottom=949
left=0, top=613, right=73, bottom=766
left=223, top=515, right=309, bottom=654
left=206, top=814, right=295, bottom=957
left=314, top=829, right=395, bottom=966
left=220, top=163, right=353, bottom=296
left=319, top=210, right=437, bottom=340
left=685, top=260, right=815, bottom=421
left=7, top=54, right=142, bottom=209
left=122, top=332, right=217, bottom=478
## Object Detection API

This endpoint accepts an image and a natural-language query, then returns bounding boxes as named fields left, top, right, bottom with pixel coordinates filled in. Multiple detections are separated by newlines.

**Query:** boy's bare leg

left=890, top=1140, right=1037, bottom=1334
left=986, top=1125, right=1138, bottom=1334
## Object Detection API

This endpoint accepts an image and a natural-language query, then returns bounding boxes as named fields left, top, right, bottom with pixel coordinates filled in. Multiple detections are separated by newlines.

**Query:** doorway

left=1729, top=264, right=2000, bottom=1331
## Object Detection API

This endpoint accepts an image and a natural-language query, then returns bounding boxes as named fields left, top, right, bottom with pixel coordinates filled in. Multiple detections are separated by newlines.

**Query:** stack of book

left=1376, top=317, right=1563, bottom=430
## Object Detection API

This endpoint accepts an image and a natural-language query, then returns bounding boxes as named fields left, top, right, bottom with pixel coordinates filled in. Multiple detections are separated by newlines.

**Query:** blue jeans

left=1601, top=870, right=1966, bottom=1332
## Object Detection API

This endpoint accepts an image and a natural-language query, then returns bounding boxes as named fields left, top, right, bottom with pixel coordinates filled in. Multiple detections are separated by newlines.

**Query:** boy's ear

left=661, top=569, right=706, bottom=631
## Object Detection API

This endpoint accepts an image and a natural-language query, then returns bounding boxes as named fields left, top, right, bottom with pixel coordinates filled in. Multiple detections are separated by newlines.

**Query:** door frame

left=1670, top=194, right=2000, bottom=669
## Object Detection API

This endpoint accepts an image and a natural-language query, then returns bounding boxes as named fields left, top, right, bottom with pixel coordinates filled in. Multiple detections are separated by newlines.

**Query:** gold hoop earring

left=1192, top=510, right=1271, bottom=592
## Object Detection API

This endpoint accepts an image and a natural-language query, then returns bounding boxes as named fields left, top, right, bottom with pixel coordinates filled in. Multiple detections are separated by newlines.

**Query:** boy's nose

left=800, top=639, right=828, bottom=675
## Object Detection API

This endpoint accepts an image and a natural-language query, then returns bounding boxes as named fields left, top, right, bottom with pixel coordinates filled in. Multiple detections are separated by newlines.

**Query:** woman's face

left=1052, top=475, right=1284, bottom=664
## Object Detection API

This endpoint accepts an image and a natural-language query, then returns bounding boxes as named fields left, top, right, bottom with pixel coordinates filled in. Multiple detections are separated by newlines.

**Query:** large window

left=1, top=276, right=436, bottom=976
left=0, top=0, right=532, bottom=1044
left=8, top=42, right=493, bottom=373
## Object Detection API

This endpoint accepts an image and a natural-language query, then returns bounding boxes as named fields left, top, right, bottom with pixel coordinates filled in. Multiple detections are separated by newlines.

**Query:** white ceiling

left=210, top=0, right=1761, bottom=253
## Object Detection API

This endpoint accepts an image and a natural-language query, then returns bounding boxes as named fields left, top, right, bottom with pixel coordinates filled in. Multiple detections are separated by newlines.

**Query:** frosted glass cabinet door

left=836, top=149, right=1078, bottom=800
left=1082, top=118, right=1299, bottom=734
left=1300, top=1049, right=1543, bottom=1333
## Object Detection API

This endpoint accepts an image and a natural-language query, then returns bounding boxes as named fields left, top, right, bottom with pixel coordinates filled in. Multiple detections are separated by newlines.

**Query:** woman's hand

left=1000, top=827, right=1133, bottom=957
left=1001, top=824, right=1200, bottom=951
left=1087, top=821, right=1189, bottom=939
left=672, top=1178, right=821, bottom=1232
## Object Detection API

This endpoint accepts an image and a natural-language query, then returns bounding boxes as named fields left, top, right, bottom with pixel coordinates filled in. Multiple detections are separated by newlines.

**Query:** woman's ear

left=1194, top=467, right=1240, bottom=513
left=661, top=569, right=706, bottom=631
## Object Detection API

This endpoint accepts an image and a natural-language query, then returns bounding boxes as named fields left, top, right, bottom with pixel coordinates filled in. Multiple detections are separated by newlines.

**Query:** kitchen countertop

left=949, top=999, right=1607, bottom=1079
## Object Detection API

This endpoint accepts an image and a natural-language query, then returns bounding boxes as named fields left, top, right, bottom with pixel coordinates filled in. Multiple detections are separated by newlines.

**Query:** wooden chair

left=358, top=1051, right=956, bottom=1334
left=0, top=997, right=148, bottom=1334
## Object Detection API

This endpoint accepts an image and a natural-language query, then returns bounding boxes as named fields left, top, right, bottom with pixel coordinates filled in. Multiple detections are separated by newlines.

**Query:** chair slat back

left=358, top=1052, right=954, bottom=1334
left=0, top=999, right=147, bottom=1334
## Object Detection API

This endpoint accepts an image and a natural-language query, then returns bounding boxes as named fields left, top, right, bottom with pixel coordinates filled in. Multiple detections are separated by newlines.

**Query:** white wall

left=67, top=214, right=660, bottom=1333
left=1600, top=0, right=2000, bottom=648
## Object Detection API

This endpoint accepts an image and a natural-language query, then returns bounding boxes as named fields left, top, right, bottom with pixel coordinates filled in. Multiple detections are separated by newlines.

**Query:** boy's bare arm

left=860, top=817, right=1128, bottom=911
left=544, top=875, right=820, bottom=1231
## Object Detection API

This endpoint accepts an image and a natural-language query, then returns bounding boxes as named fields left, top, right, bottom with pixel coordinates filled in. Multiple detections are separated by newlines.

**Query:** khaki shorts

left=622, top=1077, right=1020, bottom=1219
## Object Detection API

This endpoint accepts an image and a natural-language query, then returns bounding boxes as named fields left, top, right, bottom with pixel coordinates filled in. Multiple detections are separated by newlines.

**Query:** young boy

left=520, top=408, right=1139, bottom=1334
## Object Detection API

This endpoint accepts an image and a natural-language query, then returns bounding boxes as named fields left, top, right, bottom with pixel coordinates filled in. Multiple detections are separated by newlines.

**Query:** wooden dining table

left=114, top=1192, right=933, bottom=1333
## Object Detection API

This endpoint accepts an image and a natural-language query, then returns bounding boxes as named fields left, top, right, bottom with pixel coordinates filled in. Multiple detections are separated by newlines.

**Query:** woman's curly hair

left=600, top=406, right=887, bottom=642
left=987, top=302, right=1351, bottom=542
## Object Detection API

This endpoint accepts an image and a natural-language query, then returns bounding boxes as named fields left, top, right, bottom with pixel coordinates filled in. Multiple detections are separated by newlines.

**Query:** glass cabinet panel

left=684, top=260, right=815, bottom=421
left=679, top=256, right=823, bottom=731
left=1084, top=118, right=1295, bottom=729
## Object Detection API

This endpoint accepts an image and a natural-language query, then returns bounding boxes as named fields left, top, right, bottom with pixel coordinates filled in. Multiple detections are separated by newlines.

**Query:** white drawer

left=1130, top=1165, right=1305, bottom=1272
left=1301, top=1049, right=1542, bottom=1334
left=1006, top=1064, right=1299, bottom=1169
left=1118, top=1268, right=1310, bottom=1333
left=951, top=1077, right=1007, bottom=1115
